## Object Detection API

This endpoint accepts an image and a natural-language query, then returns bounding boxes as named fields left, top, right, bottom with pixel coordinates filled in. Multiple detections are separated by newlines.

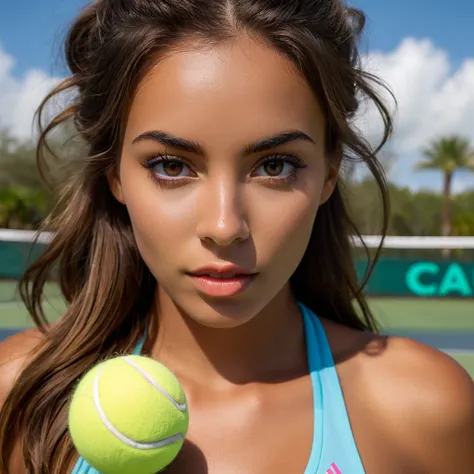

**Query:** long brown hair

left=0, top=0, right=392, bottom=471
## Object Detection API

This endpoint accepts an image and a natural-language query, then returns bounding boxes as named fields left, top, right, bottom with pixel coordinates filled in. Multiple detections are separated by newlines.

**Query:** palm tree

left=417, top=136, right=474, bottom=240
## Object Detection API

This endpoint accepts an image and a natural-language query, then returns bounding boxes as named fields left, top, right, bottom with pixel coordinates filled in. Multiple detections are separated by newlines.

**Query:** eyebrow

left=132, top=130, right=205, bottom=154
left=132, top=129, right=315, bottom=155
left=244, top=130, right=315, bottom=154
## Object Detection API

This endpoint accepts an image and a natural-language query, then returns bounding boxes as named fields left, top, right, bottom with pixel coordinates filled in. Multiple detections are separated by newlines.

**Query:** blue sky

left=1, top=0, right=473, bottom=191
left=353, top=0, right=473, bottom=64
left=1, top=0, right=471, bottom=78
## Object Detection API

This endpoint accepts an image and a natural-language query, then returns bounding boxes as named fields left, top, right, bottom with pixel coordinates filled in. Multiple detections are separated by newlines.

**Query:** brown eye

left=252, top=155, right=306, bottom=181
left=145, top=157, right=194, bottom=179
left=263, top=160, right=284, bottom=176
left=163, top=161, right=184, bottom=177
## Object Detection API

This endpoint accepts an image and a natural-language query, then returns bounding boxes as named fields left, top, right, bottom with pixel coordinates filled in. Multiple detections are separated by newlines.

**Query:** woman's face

left=112, top=35, right=338, bottom=327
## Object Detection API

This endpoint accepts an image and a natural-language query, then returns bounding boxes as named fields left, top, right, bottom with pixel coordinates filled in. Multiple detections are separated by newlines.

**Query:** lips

left=186, top=265, right=257, bottom=297
left=207, top=272, right=239, bottom=279
left=189, top=264, right=255, bottom=278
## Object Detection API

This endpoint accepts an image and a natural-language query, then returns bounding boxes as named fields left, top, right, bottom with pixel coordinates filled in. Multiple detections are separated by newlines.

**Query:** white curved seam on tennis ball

left=123, top=356, right=187, bottom=412
left=93, top=366, right=184, bottom=450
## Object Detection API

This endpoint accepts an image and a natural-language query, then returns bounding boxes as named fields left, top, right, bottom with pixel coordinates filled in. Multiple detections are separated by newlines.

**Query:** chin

left=183, top=296, right=263, bottom=329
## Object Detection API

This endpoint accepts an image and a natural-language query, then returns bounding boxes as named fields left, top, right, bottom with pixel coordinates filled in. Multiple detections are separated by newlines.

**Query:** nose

left=196, top=178, right=250, bottom=247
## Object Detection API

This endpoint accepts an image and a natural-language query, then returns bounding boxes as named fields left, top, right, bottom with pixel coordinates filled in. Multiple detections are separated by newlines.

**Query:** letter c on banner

left=405, top=262, right=439, bottom=296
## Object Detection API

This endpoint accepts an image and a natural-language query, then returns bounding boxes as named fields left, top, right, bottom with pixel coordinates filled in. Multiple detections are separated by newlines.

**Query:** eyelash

left=143, top=153, right=308, bottom=188
left=143, top=155, right=196, bottom=188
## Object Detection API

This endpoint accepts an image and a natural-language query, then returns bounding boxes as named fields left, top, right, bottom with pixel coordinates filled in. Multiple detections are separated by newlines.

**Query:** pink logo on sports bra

left=326, top=463, right=342, bottom=474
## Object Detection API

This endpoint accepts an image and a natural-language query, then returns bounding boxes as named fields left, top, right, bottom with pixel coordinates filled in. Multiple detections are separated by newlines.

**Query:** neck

left=149, top=286, right=307, bottom=389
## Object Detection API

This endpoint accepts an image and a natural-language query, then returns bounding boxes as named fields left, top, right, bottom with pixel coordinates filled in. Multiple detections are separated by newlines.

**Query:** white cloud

left=0, top=45, right=60, bottom=142
left=358, top=38, right=474, bottom=191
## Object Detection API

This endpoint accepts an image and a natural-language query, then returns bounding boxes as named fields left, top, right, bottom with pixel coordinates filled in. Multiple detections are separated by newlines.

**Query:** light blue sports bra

left=72, top=303, right=365, bottom=474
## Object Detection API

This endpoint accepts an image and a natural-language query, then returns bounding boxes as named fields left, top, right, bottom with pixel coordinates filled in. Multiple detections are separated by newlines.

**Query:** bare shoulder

left=321, top=319, right=474, bottom=471
left=0, top=328, right=45, bottom=405
left=0, top=329, right=46, bottom=474
left=352, top=332, right=474, bottom=472
left=366, top=335, right=474, bottom=416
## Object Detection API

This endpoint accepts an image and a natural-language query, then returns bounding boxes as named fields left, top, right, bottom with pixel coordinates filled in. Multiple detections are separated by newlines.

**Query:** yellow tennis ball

left=68, top=355, right=189, bottom=474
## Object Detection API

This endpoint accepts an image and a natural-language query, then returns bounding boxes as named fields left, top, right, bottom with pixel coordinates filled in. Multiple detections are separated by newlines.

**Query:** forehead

left=125, top=35, right=326, bottom=146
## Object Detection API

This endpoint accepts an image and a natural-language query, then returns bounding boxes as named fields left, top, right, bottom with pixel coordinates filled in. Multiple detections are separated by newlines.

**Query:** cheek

left=250, top=177, right=324, bottom=273
left=118, top=167, right=195, bottom=276
left=255, top=195, right=317, bottom=260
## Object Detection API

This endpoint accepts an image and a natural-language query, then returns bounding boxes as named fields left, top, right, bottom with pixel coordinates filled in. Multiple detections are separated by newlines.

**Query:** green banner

left=0, top=240, right=48, bottom=279
left=1, top=239, right=473, bottom=298
left=357, top=259, right=474, bottom=298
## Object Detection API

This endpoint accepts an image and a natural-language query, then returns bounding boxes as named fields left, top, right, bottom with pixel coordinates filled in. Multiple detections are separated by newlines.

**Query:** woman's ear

left=106, top=167, right=125, bottom=204
left=320, top=146, right=342, bottom=205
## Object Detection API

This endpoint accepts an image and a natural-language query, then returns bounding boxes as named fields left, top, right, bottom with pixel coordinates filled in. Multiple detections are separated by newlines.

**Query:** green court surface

left=1, top=281, right=473, bottom=378
left=368, top=298, right=474, bottom=331
left=452, top=354, right=474, bottom=378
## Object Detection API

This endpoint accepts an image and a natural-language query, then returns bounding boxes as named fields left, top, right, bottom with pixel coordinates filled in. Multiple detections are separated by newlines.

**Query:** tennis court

left=1, top=278, right=473, bottom=378
left=1, top=230, right=473, bottom=376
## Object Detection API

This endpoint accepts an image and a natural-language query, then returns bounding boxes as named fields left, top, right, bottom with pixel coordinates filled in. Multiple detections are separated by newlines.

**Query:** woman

left=1, top=0, right=473, bottom=473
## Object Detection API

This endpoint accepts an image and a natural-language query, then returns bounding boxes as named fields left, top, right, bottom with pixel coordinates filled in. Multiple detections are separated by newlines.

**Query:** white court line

left=0, top=297, right=64, bottom=307
left=0, top=301, right=23, bottom=310
left=0, top=324, right=472, bottom=355
left=443, top=349, right=474, bottom=355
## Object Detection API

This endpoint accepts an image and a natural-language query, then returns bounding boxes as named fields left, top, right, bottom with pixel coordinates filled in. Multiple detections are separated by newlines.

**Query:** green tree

left=0, top=129, right=54, bottom=229
left=0, top=187, right=28, bottom=228
left=416, top=136, right=474, bottom=238
left=452, top=190, right=474, bottom=237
